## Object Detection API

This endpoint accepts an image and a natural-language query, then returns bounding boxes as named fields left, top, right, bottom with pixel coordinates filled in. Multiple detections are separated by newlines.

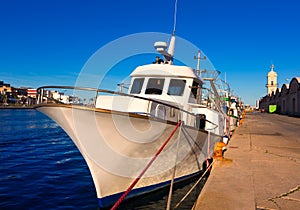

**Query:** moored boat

left=35, top=34, right=226, bottom=208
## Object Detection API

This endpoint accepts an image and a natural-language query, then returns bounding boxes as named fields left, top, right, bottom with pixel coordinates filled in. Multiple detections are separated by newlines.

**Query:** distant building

left=0, top=81, right=12, bottom=104
left=259, top=66, right=300, bottom=117
left=0, top=81, right=38, bottom=105
left=27, top=89, right=37, bottom=98
left=265, top=64, right=278, bottom=95
left=52, top=91, right=70, bottom=104
left=12, top=87, right=28, bottom=104
left=17, top=88, right=28, bottom=97
left=255, top=100, right=260, bottom=109
left=0, top=81, right=12, bottom=95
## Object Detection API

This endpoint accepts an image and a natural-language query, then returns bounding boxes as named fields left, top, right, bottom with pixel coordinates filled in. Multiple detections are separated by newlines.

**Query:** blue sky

left=0, top=0, right=299, bottom=105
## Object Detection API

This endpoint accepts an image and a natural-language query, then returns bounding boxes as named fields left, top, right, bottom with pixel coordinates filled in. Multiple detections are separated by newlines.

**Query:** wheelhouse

left=128, top=64, right=204, bottom=107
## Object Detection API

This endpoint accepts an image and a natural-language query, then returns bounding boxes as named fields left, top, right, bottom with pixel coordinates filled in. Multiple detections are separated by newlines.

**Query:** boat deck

left=194, top=112, right=300, bottom=210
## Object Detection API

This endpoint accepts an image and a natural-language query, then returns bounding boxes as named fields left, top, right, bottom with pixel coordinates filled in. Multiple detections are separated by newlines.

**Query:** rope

left=226, top=115, right=230, bottom=136
left=166, top=122, right=182, bottom=210
left=206, top=131, right=211, bottom=169
left=174, top=160, right=215, bottom=209
left=110, top=121, right=182, bottom=210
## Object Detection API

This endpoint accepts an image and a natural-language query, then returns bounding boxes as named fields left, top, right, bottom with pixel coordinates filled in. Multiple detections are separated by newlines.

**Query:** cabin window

left=130, top=78, right=144, bottom=94
left=190, top=80, right=200, bottom=100
left=145, top=78, right=165, bottom=95
left=188, top=80, right=202, bottom=104
left=167, top=79, right=186, bottom=96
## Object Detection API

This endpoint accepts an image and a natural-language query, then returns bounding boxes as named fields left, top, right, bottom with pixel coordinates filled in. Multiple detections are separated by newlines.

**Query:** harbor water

left=0, top=109, right=206, bottom=209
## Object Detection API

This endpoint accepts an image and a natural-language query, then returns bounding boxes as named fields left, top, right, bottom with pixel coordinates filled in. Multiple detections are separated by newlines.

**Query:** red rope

left=111, top=121, right=182, bottom=210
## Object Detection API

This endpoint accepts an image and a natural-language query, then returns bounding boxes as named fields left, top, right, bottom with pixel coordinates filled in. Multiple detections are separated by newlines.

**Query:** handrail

left=37, top=85, right=99, bottom=92
left=37, top=85, right=183, bottom=111
left=36, top=85, right=219, bottom=129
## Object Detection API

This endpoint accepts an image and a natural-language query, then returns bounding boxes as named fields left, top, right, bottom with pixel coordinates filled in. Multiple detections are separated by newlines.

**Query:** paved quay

left=194, top=112, right=300, bottom=210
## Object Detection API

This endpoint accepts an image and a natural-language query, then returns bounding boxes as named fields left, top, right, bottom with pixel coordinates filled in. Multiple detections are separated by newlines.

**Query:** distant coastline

left=0, top=105, right=34, bottom=109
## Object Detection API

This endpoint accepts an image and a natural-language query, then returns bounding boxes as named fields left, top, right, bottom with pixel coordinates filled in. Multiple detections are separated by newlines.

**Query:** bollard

left=214, top=142, right=227, bottom=158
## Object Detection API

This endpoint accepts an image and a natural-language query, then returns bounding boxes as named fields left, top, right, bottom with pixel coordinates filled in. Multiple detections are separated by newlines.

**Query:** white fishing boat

left=34, top=4, right=226, bottom=208
left=35, top=37, right=225, bottom=208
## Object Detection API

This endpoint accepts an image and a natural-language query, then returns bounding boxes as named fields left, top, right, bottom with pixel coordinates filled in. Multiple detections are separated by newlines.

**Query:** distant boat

left=228, top=96, right=241, bottom=133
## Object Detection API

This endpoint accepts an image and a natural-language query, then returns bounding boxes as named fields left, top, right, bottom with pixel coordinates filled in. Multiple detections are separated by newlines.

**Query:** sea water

left=0, top=109, right=206, bottom=209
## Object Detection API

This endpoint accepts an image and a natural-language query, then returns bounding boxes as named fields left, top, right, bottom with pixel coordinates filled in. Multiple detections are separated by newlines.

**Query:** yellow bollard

left=213, top=142, right=226, bottom=158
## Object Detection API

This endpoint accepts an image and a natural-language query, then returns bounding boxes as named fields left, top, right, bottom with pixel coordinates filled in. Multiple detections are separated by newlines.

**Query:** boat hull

left=229, top=115, right=239, bottom=133
left=36, top=105, right=221, bottom=208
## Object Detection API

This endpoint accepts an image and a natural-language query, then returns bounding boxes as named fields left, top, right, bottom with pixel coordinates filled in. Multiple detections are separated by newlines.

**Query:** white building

left=260, top=65, right=300, bottom=116
left=52, top=91, right=70, bottom=104
left=265, top=64, right=278, bottom=95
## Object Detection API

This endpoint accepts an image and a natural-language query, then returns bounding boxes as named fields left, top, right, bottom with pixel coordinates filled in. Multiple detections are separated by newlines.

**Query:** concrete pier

left=194, top=112, right=300, bottom=210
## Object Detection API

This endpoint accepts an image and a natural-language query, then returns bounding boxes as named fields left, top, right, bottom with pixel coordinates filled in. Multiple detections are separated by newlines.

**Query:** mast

left=194, top=50, right=206, bottom=77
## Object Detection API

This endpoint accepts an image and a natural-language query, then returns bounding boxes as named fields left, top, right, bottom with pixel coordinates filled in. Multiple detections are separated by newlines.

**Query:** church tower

left=266, top=64, right=278, bottom=95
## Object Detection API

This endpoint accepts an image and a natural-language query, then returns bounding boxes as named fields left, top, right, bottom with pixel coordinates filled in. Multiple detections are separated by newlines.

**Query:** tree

left=3, top=94, right=7, bottom=105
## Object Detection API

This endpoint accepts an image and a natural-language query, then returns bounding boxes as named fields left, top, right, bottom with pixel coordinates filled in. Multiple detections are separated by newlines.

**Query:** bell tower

left=266, top=64, right=278, bottom=95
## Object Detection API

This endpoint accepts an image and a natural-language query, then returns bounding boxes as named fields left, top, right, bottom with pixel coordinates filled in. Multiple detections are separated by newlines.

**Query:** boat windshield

left=130, top=78, right=144, bottom=94
left=167, top=79, right=186, bottom=96
left=145, top=78, right=165, bottom=95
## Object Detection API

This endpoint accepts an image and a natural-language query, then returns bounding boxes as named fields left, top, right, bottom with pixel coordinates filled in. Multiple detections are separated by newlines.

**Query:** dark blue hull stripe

left=98, top=171, right=201, bottom=208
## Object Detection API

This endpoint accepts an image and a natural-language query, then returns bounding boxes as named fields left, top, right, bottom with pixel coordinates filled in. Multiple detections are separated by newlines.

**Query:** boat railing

left=117, top=82, right=131, bottom=93
left=36, top=85, right=219, bottom=132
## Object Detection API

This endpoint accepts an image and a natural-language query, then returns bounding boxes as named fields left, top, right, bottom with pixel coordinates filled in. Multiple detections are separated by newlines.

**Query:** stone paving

left=194, top=112, right=300, bottom=210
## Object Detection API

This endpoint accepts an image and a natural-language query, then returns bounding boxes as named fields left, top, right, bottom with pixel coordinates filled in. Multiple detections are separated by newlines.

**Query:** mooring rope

left=206, top=131, right=211, bottom=170
left=166, top=121, right=182, bottom=210
left=174, top=160, right=215, bottom=209
left=111, top=121, right=182, bottom=210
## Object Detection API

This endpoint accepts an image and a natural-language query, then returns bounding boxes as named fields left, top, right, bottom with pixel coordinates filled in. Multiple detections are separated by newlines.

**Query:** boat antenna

left=167, top=0, right=178, bottom=58
left=173, top=0, right=178, bottom=35
left=154, top=0, right=178, bottom=64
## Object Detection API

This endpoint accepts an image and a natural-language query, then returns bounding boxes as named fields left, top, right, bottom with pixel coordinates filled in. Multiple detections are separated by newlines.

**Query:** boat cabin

left=128, top=63, right=203, bottom=107
left=96, top=63, right=225, bottom=134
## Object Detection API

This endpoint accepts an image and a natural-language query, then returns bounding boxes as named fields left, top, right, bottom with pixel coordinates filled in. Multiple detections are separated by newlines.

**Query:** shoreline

left=0, top=105, right=35, bottom=109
